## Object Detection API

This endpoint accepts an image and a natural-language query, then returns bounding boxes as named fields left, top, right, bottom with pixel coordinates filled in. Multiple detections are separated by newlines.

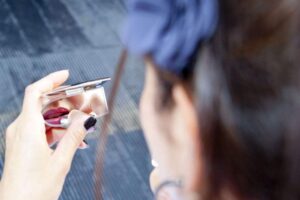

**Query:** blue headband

left=123, top=0, right=219, bottom=75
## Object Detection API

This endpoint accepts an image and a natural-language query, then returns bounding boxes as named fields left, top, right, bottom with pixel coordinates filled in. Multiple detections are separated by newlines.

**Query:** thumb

left=53, top=111, right=96, bottom=167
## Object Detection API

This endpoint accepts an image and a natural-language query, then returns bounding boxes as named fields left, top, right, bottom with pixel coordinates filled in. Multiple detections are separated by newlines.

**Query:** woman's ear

left=172, top=84, right=203, bottom=193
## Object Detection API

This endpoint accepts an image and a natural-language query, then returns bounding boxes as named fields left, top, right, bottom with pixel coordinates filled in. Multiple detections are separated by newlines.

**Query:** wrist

left=0, top=180, right=14, bottom=200
left=0, top=179, right=31, bottom=200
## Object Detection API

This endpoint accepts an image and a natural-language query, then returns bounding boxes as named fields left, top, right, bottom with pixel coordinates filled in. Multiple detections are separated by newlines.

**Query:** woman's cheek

left=140, top=93, right=153, bottom=138
left=139, top=92, right=160, bottom=154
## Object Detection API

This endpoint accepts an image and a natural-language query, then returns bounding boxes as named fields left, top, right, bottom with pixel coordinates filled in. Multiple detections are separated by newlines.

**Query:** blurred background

left=0, top=0, right=153, bottom=199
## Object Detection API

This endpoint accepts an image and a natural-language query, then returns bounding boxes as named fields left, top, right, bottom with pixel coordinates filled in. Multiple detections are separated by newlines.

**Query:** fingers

left=78, top=140, right=89, bottom=149
left=47, top=129, right=89, bottom=149
left=53, top=110, right=92, bottom=167
left=46, top=128, right=66, bottom=147
left=22, top=70, right=69, bottom=114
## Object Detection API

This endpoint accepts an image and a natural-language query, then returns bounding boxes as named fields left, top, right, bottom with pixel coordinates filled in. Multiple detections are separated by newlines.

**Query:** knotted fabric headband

left=123, top=0, right=219, bottom=75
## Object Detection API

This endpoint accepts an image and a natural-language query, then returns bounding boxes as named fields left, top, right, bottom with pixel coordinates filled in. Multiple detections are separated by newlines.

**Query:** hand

left=0, top=70, right=90, bottom=200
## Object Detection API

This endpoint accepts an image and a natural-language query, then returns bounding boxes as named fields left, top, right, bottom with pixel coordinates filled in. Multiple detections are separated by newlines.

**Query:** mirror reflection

left=43, top=86, right=108, bottom=128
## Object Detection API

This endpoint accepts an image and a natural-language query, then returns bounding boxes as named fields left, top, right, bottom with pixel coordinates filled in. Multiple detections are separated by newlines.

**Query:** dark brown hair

left=156, top=0, right=300, bottom=199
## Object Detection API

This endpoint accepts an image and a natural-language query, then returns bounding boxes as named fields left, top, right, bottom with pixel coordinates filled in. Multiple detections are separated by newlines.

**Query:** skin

left=141, top=59, right=203, bottom=199
left=44, top=87, right=106, bottom=147
left=0, top=59, right=203, bottom=200
left=0, top=71, right=90, bottom=200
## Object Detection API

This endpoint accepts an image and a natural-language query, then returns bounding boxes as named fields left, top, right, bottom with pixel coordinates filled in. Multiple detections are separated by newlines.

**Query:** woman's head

left=140, top=57, right=201, bottom=194
left=139, top=0, right=300, bottom=199
left=123, top=0, right=217, bottom=194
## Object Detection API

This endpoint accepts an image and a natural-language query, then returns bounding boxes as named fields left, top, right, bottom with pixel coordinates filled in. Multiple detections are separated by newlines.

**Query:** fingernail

left=84, top=116, right=97, bottom=131
left=79, top=145, right=89, bottom=150
left=79, top=140, right=89, bottom=150
left=60, top=69, right=69, bottom=73
left=87, top=126, right=96, bottom=134
left=52, top=69, right=69, bottom=75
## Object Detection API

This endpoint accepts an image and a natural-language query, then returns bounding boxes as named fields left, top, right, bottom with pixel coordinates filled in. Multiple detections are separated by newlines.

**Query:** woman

left=1, top=0, right=300, bottom=200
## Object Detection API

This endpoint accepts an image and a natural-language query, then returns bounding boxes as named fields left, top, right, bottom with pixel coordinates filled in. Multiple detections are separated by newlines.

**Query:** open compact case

left=42, top=78, right=111, bottom=129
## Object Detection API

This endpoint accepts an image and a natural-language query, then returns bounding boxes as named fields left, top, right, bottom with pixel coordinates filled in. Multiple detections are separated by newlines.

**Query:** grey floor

left=0, top=0, right=153, bottom=199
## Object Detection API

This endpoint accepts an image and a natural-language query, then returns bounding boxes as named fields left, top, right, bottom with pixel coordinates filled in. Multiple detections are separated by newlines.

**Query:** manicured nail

left=84, top=116, right=97, bottom=131
left=87, top=126, right=96, bottom=134
left=83, top=139, right=88, bottom=145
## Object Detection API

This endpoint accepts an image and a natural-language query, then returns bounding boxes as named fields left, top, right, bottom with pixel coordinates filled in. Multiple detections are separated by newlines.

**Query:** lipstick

left=43, top=107, right=69, bottom=126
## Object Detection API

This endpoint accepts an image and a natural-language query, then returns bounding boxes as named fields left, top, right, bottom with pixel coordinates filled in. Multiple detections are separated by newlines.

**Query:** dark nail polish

left=84, top=116, right=97, bottom=130
left=83, top=139, right=88, bottom=145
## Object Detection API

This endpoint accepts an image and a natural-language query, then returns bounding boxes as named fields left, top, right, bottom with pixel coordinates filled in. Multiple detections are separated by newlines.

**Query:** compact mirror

left=42, top=78, right=110, bottom=128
